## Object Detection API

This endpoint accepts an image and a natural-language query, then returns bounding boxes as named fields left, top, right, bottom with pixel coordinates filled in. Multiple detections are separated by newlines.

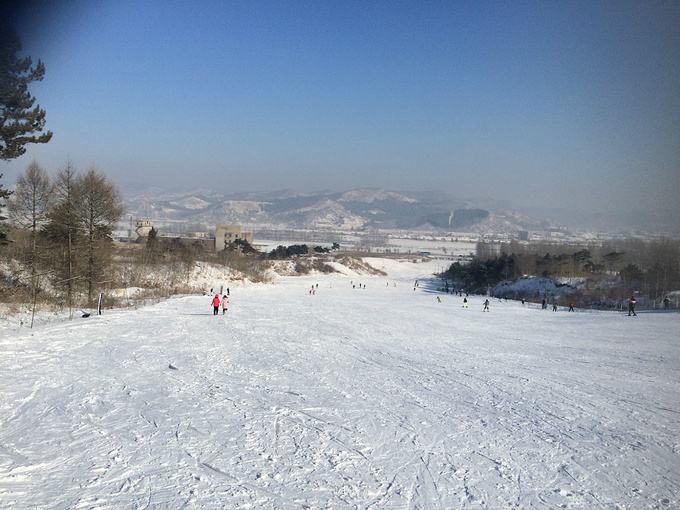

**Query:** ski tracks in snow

left=0, top=273, right=679, bottom=508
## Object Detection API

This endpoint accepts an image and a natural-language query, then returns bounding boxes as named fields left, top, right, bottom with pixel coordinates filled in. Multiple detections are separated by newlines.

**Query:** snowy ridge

left=123, top=187, right=549, bottom=233
left=338, top=189, right=418, bottom=204
left=0, top=258, right=678, bottom=508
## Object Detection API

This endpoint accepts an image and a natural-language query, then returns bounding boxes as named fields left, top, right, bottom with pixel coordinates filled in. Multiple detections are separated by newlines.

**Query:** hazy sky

left=3, top=0, right=679, bottom=214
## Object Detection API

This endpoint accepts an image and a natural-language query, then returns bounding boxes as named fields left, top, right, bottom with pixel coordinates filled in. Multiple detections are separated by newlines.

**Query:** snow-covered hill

left=1, top=259, right=678, bottom=508
left=338, top=189, right=417, bottom=204
left=123, top=187, right=548, bottom=234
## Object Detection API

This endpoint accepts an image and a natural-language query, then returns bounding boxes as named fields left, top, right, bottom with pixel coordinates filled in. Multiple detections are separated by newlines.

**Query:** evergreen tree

left=0, top=27, right=52, bottom=161
left=145, top=226, right=160, bottom=259
left=1, top=24, right=52, bottom=246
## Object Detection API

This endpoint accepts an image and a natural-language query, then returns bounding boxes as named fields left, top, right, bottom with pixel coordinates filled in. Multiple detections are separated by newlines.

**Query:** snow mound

left=170, top=196, right=211, bottom=210
left=221, top=200, right=265, bottom=214
left=338, top=189, right=418, bottom=204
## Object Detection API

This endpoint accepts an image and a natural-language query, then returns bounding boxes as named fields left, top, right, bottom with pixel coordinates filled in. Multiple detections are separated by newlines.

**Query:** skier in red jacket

left=212, top=294, right=220, bottom=315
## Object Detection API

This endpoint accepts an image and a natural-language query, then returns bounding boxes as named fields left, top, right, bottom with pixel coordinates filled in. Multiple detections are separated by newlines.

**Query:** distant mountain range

left=122, top=187, right=555, bottom=234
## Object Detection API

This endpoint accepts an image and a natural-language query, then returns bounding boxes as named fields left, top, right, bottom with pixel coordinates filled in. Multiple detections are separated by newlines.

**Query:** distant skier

left=541, top=298, right=547, bottom=310
left=221, top=295, right=229, bottom=314
left=483, top=299, right=490, bottom=312
left=437, top=296, right=441, bottom=303
left=521, top=298, right=525, bottom=306
left=552, top=303, right=557, bottom=312
left=568, top=302, right=575, bottom=312
left=463, top=297, right=468, bottom=309
left=227, top=287, right=230, bottom=296
left=212, top=294, right=220, bottom=315
left=628, top=295, right=637, bottom=316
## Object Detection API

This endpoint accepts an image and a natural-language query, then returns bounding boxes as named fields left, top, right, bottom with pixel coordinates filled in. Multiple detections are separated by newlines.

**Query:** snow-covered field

left=0, top=258, right=678, bottom=508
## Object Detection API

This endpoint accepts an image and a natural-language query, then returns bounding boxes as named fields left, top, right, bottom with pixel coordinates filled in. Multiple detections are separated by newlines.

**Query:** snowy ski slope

left=0, top=258, right=678, bottom=508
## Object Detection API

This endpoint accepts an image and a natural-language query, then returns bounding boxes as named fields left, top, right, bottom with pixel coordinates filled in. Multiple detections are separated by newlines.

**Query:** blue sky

left=4, top=0, right=679, bottom=214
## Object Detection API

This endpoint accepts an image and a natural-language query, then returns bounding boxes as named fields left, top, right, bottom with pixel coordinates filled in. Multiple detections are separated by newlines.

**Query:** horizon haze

left=2, top=0, right=679, bottom=223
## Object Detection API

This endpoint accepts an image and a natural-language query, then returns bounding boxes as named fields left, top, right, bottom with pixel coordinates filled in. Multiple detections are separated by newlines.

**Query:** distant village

left=123, top=217, right=657, bottom=262
left=129, top=219, right=256, bottom=253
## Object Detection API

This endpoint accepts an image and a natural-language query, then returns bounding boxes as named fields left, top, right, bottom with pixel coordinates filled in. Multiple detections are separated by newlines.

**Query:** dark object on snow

left=81, top=311, right=91, bottom=318
left=168, top=364, right=178, bottom=370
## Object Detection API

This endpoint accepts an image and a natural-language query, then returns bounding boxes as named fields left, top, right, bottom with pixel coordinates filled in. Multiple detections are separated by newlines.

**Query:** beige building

left=215, top=225, right=253, bottom=251
left=135, top=219, right=154, bottom=240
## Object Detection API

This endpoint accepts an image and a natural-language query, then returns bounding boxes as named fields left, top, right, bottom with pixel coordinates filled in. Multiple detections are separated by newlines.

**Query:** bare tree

left=0, top=174, right=11, bottom=245
left=44, top=161, right=80, bottom=317
left=75, top=167, right=123, bottom=305
left=7, top=160, right=51, bottom=325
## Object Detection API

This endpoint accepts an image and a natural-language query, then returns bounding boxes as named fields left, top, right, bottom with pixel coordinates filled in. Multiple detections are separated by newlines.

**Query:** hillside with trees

left=442, top=239, right=680, bottom=309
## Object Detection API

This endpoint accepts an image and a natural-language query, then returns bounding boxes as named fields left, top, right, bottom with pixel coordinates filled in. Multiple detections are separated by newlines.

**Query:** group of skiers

left=464, top=294, right=639, bottom=314
left=208, top=280, right=644, bottom=317
left=211, top=293, right=229, bottom=315
left=538, top=297, right=575, bottom=312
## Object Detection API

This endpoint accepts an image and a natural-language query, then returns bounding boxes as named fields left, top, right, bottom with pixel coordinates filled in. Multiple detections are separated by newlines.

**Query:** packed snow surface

left=1, top=259, right=679, bottom=508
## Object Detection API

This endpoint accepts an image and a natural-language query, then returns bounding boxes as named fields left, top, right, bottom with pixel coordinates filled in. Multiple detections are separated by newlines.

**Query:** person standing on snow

left=568, top=302, right=575, bottom=312
left=483, top=299, right=490, bottom=312
left=222, top=295, right=229, bottom=314
left=463, top=297, right=468, bottom=309
left=628, top=295, right=637, bottom=316
left=212, top=294, right=220, bottom=315
left=552, top=303, right=558, bottom=312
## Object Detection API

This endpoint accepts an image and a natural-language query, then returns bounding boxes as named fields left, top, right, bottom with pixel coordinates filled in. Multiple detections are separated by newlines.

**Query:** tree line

left=2, top=161, right=123, bottom=317
left=443, top=239, right=680, bottom=302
